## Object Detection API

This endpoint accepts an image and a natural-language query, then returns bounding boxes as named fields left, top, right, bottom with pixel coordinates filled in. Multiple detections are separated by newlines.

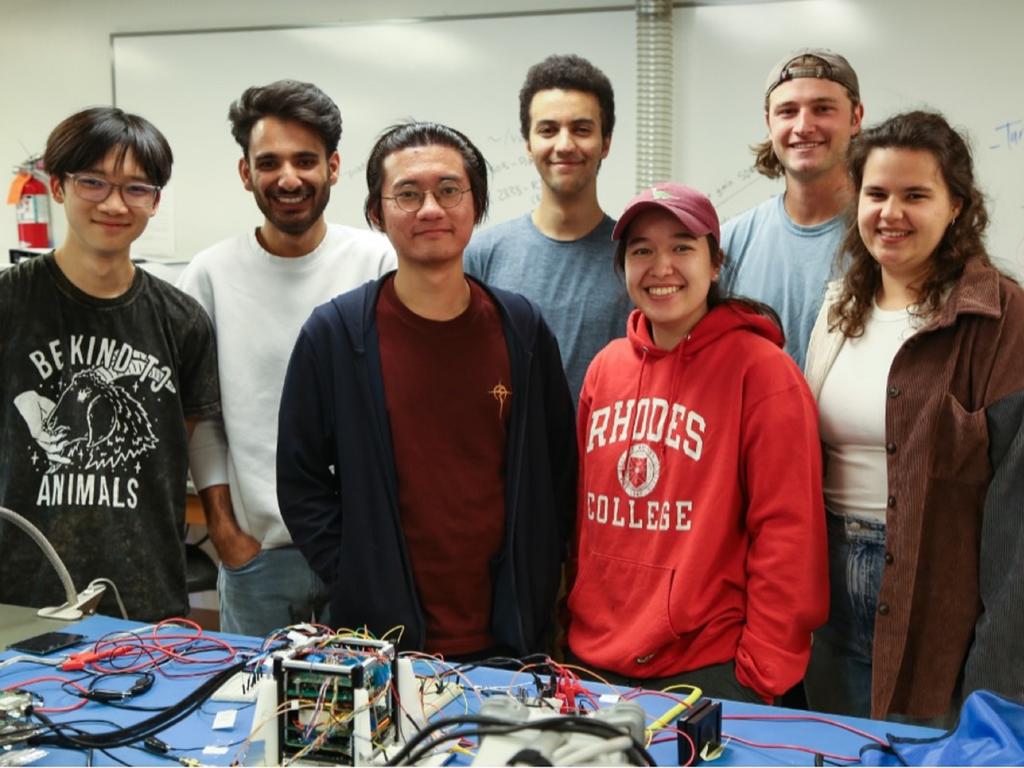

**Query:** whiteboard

left=112, top=10, right=637, bottom=262
left=114, top=1, right=1024, bottom=274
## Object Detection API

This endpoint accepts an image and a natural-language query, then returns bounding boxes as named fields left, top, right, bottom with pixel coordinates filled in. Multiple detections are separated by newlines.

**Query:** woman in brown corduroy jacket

left=802, top=110, right=1024, bottom=723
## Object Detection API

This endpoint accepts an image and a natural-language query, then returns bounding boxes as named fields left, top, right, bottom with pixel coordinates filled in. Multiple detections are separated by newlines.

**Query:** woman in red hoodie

left=567, top=183, right=828, bottom=703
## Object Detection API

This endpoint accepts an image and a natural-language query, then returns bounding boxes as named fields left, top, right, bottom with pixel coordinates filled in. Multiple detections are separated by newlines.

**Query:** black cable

left=443, top=654, right=553, bottom=701
left=26, top=718, right=130, bottom=768
left=31, top=662, right=244, bottom=751
left=97, top=748, right=131, bottom=766
left=26, top=715, right=119, bottom=748
left=64, top=671, right=156, bottom=704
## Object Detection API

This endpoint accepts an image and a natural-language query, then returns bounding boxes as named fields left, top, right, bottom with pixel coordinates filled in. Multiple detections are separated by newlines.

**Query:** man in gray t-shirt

left=465, top=54, right=631, bottom=402
left=720, top=48, right=864, bottom=369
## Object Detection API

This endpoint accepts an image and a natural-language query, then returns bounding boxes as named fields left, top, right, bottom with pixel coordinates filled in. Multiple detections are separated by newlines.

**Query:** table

left=0, top=613, right=944, bottom=766
left=0, top=604, right=73, bottom=653
left=0, top=614, right=259, bottom=766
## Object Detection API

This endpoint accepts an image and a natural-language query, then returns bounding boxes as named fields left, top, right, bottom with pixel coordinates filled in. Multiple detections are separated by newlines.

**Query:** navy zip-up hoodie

left=277, top=273, right=576, bottom=653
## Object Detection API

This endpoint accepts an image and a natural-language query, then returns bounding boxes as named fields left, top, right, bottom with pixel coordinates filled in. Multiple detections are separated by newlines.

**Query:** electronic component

left=472, top=697, right=647, bottom=765
left=0, top=690, right=38, bottom=748
left=7, top=631, right=84, bottom=656
left=273, top=636, right=396, bottom=765
left=677, top=697, right=722, bottom=765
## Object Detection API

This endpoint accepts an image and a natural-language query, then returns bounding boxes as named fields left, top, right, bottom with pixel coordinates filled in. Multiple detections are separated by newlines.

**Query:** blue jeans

left=218, top=546, right=330, bottom=636
left=804, top=510, right=886, bottom=718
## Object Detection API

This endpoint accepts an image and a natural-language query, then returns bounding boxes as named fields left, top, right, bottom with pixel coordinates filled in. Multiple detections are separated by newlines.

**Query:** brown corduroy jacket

left=806, top=257, right=1024, bottom=719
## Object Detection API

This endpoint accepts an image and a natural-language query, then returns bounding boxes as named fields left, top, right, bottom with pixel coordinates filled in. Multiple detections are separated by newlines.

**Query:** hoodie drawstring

left=619, top=345, right=650, bottom=488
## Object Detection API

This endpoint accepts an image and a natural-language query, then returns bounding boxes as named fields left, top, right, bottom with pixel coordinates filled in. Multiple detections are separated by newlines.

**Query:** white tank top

left=818, top=304, right=917, bottom=523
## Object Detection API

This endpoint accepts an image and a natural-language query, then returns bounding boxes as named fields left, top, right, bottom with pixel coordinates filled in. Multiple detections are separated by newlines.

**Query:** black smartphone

left=7, top=631, right=86, bottom=655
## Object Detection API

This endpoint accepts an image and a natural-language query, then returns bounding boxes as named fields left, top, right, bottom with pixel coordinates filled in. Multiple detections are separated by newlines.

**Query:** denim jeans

left=804, top=509, right=886, bottom=719
left=218, top=546, right=330, bottom=636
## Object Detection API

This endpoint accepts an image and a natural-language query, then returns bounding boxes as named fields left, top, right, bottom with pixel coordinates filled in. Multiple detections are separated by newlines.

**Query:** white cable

left=86, top=578, right=128, bottom=619
left=0, top=655, right=63, bottom=671
left=551, top=734, right=633, bottom=765
left=0, top=506, right=78, bottom=607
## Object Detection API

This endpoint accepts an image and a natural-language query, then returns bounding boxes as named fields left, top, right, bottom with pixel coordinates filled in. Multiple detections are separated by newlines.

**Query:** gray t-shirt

left=720, top=194, right=844, bottom=370
left=465, top=214, right=631, bottom=402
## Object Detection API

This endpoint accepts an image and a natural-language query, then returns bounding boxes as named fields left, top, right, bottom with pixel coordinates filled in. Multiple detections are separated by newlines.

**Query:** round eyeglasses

left=67, top=173, right=162, bottom=210
left=382, top=183, right=470, bottom=213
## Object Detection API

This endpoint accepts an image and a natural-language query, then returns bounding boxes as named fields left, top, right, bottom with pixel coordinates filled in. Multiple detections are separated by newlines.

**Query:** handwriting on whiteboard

left=709, top=165, right=759, bottom=207
left=990, top=120, right=1023, bottom=150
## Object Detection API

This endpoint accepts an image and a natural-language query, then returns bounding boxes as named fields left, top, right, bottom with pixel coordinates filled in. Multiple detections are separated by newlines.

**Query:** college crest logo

left=616, top=443, right=660, bottom=498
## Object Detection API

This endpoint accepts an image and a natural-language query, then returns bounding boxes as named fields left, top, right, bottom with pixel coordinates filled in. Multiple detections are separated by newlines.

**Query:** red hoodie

left=568, top=302, right=827, bottom=701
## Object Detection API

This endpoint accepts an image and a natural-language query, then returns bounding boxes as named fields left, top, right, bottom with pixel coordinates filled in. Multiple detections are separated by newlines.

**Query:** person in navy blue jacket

left=276, top=121, right=576, bottom=658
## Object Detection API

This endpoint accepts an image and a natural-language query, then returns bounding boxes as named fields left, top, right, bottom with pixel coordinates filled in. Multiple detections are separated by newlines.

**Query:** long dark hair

left=831, top=110, right=992, bottom=337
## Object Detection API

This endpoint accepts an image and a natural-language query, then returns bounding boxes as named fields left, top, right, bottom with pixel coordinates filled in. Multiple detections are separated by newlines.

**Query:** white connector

left=471, top=699, right=646, bottom=766
left=37, top=581, right=106, bottom=621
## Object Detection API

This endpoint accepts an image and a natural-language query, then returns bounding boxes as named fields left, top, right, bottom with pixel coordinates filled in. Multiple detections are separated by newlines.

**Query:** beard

left=253, top=181, right=331, bottom=236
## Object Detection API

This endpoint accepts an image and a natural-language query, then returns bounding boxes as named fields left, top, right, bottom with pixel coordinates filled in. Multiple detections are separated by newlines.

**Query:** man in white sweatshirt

left=178, top=80, right=395, bottom=635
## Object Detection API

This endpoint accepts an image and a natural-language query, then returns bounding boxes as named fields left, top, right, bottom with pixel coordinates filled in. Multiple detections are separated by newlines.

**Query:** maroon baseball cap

left=612, top=183, right=720, bottom=244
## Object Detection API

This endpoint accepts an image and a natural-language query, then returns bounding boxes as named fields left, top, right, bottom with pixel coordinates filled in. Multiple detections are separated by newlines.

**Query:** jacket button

left=885, top=552, right=894, bottom=565
left=887, top=495, right=896, bottom=508
left=878, top=603, right=890, bottom=615
left=887, top=385, right=901, bottom=398
left=635, top=653, right=655, bottom=664
left=886, top=442, right=897, bottom=454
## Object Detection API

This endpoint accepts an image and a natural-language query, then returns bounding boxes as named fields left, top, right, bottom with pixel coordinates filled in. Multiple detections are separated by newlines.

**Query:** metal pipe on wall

left=635, top=0, right=673, bottom=190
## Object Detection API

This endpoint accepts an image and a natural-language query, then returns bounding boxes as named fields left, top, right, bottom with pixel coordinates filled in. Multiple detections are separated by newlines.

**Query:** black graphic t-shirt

left=0, top=255, right=220, bottom=621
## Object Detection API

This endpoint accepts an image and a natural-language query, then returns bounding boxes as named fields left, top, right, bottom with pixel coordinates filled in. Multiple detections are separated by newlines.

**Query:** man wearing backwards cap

left=719, top=49, right=863, bottom=369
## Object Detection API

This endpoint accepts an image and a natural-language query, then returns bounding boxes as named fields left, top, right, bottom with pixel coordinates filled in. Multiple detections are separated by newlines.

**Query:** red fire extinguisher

left=7, top=160, right=52, bottom=249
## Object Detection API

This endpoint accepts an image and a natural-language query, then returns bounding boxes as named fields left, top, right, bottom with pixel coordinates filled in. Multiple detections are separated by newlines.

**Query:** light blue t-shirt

left=720, top=194, right=845, bottom=370
left=465, top=214, right=632, bottom=402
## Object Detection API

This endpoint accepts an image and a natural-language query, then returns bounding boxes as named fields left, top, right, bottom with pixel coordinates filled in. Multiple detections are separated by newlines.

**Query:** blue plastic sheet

left=860, top=691, right=1024, bottom=766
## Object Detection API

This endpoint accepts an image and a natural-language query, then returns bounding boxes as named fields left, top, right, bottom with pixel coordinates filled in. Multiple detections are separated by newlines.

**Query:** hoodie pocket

left=568, top=550, right=680, bottom=664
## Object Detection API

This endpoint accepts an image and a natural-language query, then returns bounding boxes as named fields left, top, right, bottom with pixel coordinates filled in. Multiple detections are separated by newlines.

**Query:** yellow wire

left=647, top=684, right=703, bottom=734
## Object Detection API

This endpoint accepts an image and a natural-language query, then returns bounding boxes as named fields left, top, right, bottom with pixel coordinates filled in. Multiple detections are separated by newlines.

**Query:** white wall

left=8, top=1, right=1021, bottom=273
left=0, top=0, right=626, bottom=254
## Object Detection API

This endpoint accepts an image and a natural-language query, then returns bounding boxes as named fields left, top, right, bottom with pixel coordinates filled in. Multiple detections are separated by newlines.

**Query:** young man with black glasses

left=276, top=122, right=576, bottom=659
left=0, top=107, right=220, bottom=621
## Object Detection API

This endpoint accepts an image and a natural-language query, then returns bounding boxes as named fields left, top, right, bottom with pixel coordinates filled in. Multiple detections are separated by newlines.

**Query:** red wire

left=651, top=724, right=697, bottom=766
left=84, top=620, right=238, bottom=677
left=724, top=713, right=888, bottom=746
left=4, top=675, right=88, bottom=713
left=723, top=732, right=860, bottom=762
left=3, top=619, right=242, bottom=718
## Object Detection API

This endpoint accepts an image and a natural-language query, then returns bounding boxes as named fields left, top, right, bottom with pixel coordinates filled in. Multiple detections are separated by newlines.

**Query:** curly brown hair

left=519, top=54, right=615, bottom=141
left=830, top=110, right=992, bottom=337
